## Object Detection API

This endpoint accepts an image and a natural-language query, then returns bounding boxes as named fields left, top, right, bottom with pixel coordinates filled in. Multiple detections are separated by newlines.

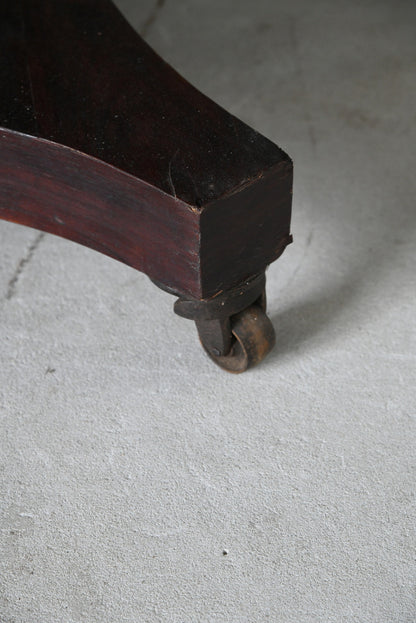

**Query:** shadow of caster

left=0, top=0, right=293, bottom=372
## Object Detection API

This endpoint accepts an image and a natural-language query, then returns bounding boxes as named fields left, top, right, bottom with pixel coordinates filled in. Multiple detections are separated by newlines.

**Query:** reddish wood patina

left=0, top=0, right=293, bottom=369
left=0, top=0, right=292, bottom=300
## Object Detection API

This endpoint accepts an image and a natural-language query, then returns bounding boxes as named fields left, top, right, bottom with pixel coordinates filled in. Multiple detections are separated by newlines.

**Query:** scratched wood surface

left=0, top=0, right=292, bottom=299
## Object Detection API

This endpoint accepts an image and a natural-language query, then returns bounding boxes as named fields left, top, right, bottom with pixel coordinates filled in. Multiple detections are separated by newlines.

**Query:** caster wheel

left=200, top=304, right=275, bottom=373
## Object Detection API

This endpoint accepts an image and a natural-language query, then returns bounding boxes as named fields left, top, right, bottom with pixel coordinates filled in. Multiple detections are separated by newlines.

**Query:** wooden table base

left=0, top=0, right=293, bottom=372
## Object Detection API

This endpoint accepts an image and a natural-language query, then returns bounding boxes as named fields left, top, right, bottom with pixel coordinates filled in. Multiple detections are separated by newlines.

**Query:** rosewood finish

left=0, top=0, right=293, bottom=371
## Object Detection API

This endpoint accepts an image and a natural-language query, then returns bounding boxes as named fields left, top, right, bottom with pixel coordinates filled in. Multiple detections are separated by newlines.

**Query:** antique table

left=0, top=0, right=293, bottom=372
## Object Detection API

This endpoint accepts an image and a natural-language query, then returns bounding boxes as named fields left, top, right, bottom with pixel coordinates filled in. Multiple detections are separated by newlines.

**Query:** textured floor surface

left=1, top=1, right=415, bottom=622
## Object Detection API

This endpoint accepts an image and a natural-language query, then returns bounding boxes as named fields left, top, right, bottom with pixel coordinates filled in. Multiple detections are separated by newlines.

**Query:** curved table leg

left=0, top=0, right=293, bottom=371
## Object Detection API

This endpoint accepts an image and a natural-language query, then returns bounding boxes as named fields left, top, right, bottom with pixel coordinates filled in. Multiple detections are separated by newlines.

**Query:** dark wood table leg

left=0, top=0, right=293, bottom=372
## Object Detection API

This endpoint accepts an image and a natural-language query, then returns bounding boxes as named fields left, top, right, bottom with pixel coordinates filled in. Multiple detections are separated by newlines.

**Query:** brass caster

left=200, top=304, right=275, bottom=373
left=172, top=272, right=275, bottom=372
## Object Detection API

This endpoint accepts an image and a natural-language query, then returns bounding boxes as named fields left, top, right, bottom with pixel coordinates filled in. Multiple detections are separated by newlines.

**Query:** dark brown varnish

left=0, top=0, right=292, bottom=300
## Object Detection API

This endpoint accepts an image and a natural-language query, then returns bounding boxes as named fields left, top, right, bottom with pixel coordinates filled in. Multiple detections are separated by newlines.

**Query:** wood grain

left=0, top=0, right=293, bottom=299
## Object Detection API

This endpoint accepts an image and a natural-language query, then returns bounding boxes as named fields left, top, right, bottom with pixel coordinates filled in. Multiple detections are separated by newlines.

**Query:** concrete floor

left=1, top=1, right=415, bottom=621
